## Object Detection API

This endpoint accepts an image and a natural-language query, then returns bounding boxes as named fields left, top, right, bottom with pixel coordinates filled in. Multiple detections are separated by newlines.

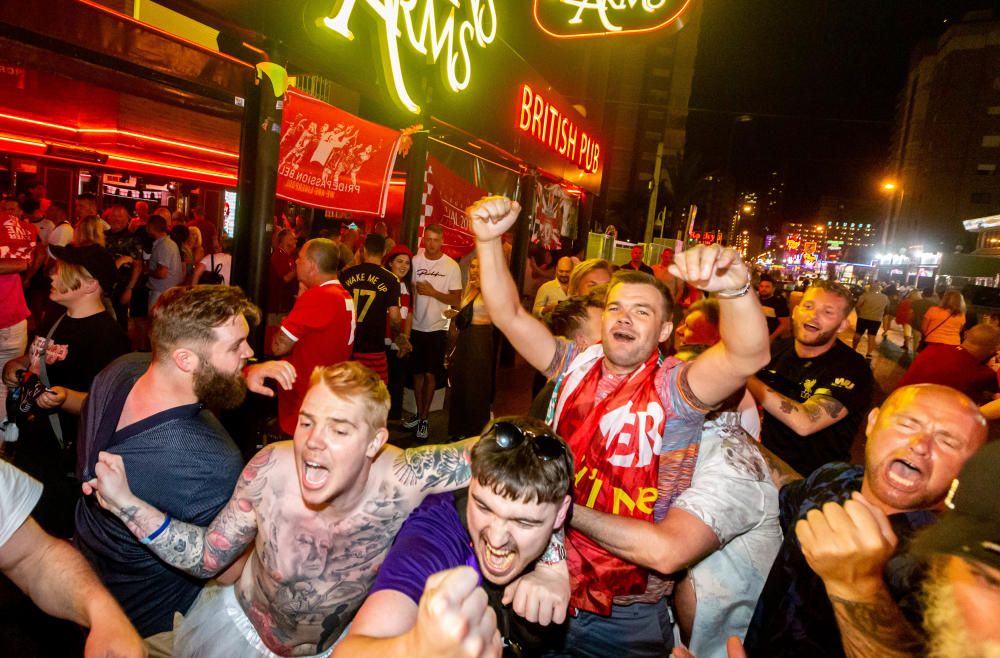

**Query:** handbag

left=198, top=253, right=225, bottom=285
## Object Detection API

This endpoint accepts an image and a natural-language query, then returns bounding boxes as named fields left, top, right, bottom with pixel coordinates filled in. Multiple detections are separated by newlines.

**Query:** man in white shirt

left=406, top=224, right=461, bottom=441
left=532, top=256, right=572, bottom=317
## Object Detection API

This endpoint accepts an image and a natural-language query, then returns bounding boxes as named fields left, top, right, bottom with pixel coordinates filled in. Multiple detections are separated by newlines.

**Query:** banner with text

left=277, top=89, right=400, bottom=216
left=420, top=155, right=487, bottom=260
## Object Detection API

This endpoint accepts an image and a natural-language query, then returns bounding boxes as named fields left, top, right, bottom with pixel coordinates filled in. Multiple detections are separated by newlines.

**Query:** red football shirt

left=278, top=280, right=356, bottom=435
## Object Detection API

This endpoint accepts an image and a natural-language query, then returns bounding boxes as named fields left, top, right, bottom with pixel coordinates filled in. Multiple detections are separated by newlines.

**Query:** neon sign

left=518, top=84, right=600, bottom=174
left=533, top=0, right=693, bottom=39
left=323, top=0, right=498, bottom=114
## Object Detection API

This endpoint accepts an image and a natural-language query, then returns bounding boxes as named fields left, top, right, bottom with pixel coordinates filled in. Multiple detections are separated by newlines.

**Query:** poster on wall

left=276, top=89, right=400, bottom=216
left=532, top=180, right=579, bottom=249
left=420, top=155, right=487, bottom=260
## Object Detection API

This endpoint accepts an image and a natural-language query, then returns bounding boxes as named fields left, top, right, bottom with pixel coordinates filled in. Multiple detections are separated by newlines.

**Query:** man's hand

left=410, top=567, right=501, bottom=658
left=35, top=386, right=67, bottom=410
left=414, top=281, right=437, bottom=297
left=244, top=360, right=296, bottom=397
left=468, top=196, right=522, bottom=244
left=672, top=637, right=746, bottom=658
left=83, top=609, right=147, bottom=658
left=669, top=244, right=749, bottom=293
left=82, top=452, right=137, bottom=517
left=501, top=560, right=569, bottom=626
left=796, top=492, right=897, bottom=600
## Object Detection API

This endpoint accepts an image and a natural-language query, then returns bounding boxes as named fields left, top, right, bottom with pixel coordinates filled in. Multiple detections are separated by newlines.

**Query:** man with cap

left=750, top=384, right=988, bottom=657
left=1, top=244, right=130, bottom=537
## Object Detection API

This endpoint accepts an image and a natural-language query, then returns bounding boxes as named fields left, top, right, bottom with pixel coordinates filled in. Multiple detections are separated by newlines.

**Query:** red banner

left=421, top=155, right=486, bottom=260
left=277, top=89, right=400, bottom=216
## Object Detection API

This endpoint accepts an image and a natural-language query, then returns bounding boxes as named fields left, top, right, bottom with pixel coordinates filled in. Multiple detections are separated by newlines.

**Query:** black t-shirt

left=760, top=294, right=790, bottom=334
left=620, top=261, right=654, bottom=275
left=341, top=262, right=401, bottom=353
left=757, top=339, right=873, bottom=476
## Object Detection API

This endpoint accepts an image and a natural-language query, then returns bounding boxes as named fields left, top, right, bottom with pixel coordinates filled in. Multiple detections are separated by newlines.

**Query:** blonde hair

left=568, top=258, right=611, bottom=295
left=187, top=226, right=203, bottom=250
left=74, top=216, right=105, bottom=247
left=53, top=261, right=95, bottom=293
left=310, top=361, right=391, bottom=430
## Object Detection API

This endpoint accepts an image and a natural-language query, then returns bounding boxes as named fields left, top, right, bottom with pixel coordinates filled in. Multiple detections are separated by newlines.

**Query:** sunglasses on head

left=486, top=421, right=568, bottom=463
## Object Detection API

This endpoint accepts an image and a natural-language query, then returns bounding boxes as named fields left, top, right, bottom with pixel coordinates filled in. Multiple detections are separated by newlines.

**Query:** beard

left=192, top=357, right=247, bottom=411
left=923, top=564, right=1000, bottom=658
left=793, top=321, right=839, bottom=347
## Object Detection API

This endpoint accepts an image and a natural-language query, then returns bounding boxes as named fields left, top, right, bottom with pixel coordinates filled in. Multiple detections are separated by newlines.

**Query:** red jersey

left=278, top=280, right=356, bottom=435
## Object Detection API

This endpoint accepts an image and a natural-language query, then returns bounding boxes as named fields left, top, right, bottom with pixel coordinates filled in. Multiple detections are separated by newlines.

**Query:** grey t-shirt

left=854, top=291, right=889, bottom=321
left=148, top=236, right=184, bottom=292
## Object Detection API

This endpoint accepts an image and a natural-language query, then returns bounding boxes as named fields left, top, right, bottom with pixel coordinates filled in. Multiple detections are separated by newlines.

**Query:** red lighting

left=517, top=84, right=600, bottom=174
left=0, top=113, right=239, bottom=160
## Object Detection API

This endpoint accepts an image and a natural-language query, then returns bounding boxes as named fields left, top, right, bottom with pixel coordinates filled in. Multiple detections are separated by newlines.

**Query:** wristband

left=140, top=514, right=171, bottom=545
left=717, top=276, right=752, bottom=299
left=539, top=532, right=567, bottom=565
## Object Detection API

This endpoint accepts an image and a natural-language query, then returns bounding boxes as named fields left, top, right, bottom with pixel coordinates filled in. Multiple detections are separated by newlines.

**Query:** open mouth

left=611, top=330, right=636, bottom=343
left=802, top=321, right=820, bottom=332
left=480, top=541, right=517, bottom=578
left=886, top=458, right=922, bottom=490
left=302, top=460, right=330, bottom=490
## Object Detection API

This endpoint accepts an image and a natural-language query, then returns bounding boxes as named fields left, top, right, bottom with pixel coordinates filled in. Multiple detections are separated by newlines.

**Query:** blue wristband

left=140, top=514, right=171, bottom=545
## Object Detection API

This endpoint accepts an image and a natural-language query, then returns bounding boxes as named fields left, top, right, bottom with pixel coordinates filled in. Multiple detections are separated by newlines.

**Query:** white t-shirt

left=411, top=250, right=461, bottom=333
left=0, top=460, right=43, bottom=548
left=198, top=252, right=232, bottom=285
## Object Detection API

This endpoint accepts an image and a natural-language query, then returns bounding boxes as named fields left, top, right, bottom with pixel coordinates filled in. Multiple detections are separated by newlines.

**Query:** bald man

left=746, top=384, right=988, bottom=657
left=532, top=256, right=573, bottom=317
left=895, top=322, right=1000, bottom=402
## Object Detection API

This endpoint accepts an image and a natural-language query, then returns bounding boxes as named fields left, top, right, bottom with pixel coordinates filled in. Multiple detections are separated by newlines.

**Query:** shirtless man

left=84, top=362, right=480, bottom=657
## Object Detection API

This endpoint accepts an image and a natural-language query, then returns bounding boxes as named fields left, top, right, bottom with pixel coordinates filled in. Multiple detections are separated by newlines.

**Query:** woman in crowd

left=446, top=256, right=494, bottom=438
left=73, top=215, right=105, bottom=247
left=567, top=258, right=612, bottom=295
left=186, top=226, right=205, bottom=280
left=383, top=244, right=413, bottom=421
left=921, top=289, right=966, bottom=349
left=169, top=224, right=193, bottom=284
left=895, top=288, right=921, bottom=352
left=192, top=232, right=232, bottom=286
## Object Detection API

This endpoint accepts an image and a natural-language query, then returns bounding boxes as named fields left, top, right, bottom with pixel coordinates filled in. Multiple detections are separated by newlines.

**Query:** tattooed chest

left=238, top=488, right=414, bottom=651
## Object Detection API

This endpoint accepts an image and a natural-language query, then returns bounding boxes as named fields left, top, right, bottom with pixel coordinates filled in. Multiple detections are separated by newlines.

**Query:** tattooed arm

left=796, top=492, right=922, bottom=658
left=83, top=447, right=275, bottom=577
left=756, top=442, right=803, bottom=489
left=746, top=376, right=848, bottom=436
left=391, top=437, right=476, bottom=494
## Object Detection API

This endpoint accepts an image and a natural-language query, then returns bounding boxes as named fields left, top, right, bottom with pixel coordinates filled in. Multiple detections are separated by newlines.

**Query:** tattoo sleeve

left=119, top=446, right=276, bottom=577
left=828, top=591, right=924, bottom=658
left=393, top=438, right=474, bottom=492
left=756, top=442, right=802, bottom=489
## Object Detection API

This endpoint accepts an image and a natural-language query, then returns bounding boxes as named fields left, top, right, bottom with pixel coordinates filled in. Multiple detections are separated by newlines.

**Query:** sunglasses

left=487, top=421, right=568, bottom=463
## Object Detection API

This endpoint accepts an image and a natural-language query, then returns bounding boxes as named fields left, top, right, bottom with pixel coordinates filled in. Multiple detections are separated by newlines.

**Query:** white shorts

left=173, top=582, right=335, bottom=658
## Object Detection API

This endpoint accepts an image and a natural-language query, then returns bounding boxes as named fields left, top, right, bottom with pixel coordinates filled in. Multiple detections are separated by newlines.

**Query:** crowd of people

left=0, top=188, right=997, bottom=658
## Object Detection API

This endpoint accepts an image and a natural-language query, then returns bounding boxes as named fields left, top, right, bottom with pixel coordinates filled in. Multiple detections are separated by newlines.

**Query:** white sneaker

left=401, top=416, right=420, bottom=430
left=416, top=420, right=429, bottom=440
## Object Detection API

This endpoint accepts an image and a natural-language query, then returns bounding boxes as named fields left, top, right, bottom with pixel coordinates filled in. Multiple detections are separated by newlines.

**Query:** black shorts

left=409, top=330, right=447, bottom=374
left=855, top=318, right=880, bottom=336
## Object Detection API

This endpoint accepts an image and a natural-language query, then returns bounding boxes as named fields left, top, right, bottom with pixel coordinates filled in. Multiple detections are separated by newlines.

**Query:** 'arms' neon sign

left=518, top=84, right=600, bottom=174
left=324, top=0, right=498, bottom=114
left=534, top=0, right=692, bottom=39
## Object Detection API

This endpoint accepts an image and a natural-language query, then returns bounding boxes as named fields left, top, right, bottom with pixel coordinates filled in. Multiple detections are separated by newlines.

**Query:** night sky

left=686, top=0, right=997, bottom=219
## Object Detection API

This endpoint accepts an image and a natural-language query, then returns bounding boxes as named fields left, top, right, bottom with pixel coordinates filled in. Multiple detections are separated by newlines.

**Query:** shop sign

left=518, top=84, right=600, bottom=174
left=533, top=0, right=692, bottom=39
left=421, top=155, right=486, bottom=259
left=323, top=0, right=498, bottom=114
left=276, top=89, right=400, bottom=216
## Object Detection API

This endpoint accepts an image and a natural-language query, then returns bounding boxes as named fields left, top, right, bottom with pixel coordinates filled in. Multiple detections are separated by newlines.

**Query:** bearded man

left=74, top=285, right=287, bottom=657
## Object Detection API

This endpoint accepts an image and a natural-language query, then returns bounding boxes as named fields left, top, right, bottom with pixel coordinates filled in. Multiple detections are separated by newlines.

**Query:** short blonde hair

left=310, top=361, right=390, bottom=430
left=568, top=258, right=611, bottom=295
left=53, top=261, right=95, bottom=293
left=74, top=216, right=105, bottom=247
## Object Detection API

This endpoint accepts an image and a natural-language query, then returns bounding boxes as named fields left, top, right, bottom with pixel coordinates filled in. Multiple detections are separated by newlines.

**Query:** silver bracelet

left=717, top=276, right=753, bottom=299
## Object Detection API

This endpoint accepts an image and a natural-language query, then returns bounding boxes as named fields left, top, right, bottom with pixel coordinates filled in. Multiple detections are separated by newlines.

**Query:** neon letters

left=518, top=84, right=600, bottom=174
left=533, top=0, right=692, bottom=39
left=324, top=0, right=498, bottom=114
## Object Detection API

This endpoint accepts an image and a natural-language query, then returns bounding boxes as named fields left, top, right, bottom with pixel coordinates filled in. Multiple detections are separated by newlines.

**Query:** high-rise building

left=884, top=11, right=1000, bottom=253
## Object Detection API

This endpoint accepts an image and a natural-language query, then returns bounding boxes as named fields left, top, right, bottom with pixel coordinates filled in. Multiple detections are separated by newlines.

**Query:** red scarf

left=558, top=350, right=666, bottom=615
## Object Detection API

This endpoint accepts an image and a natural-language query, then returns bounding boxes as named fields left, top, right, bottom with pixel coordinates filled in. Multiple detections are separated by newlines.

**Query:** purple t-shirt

left=369, top=492, right=479, bottom=603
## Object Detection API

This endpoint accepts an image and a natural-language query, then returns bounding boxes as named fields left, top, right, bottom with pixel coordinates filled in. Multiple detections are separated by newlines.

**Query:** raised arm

left=796, top=492, right=923, bottom=658
left=672, top=246, right=770, bottom=407
left=83, top=447, right=274, bottom=578
left=468, top=196, right=558, bottom=372
left=746, top=376, right=848, bottom=437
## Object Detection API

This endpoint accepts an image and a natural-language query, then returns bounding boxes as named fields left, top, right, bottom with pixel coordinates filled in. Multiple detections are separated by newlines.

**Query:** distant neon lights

left=323, top=0, right=498, bottom=114
left=517, top=84, right=600, bottom=174
left=533, top=0, right=692, bottom=39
